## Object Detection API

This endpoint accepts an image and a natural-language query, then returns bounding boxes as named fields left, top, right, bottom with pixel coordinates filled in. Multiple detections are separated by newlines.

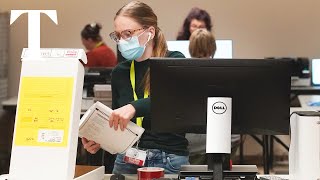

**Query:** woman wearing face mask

left=82, top=1, right=189, bottom=174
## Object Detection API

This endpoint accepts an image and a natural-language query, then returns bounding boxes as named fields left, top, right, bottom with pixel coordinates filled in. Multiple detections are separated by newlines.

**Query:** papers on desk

left=259, top=175, right=288, bottom=180
left=298, top=95, right=320, bottom=108
left=79, top=101, right=145, bottom=154
left=308, top=101, right=320, bottom=106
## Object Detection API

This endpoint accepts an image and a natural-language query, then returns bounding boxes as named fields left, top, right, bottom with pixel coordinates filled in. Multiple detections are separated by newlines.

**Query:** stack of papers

left=79, top=101, right=145, bottom=154
left=93, top=84, right=112, bottom=107
left=298, top=95, right=320, bottom=108
left=93, top=84, right=112, bottom=98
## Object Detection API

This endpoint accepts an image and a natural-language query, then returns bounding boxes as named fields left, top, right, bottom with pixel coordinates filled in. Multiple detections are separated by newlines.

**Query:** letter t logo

left=10, top=10, right=58, bottom=57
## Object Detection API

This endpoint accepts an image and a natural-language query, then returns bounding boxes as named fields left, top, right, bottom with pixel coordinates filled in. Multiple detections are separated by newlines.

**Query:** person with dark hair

left=81, top=23, right=117, bottom=67
left=81, top=1, right=189, bottom=174
left=177, top=7, right=212, bottom=40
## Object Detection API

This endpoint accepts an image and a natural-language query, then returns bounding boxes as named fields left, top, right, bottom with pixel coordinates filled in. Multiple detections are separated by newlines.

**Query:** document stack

left=79, top=101, right=145, bottom=154
left=93, top=84, right=112, bottom=107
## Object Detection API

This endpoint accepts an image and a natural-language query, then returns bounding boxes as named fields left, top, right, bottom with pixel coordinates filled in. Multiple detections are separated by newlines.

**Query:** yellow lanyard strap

left=130, top=61, right=149, bottom=127
left=95, top=41, right=103, bottom=48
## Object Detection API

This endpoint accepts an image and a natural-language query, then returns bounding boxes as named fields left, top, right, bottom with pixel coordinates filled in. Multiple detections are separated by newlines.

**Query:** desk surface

left=0, top=174, right=290, bottom=180
left=290, top=95, right=320, bottom=113
left=103, top=174, right=175, bottom=180
left=1, top=96, right=17, bottom=111
left=291, top=85, right=320, bottom=90
left=1, top=96, right=17, bottom=106
left=291, top=85, right=320, bottom=95
left=102, top=174, right=289, bottom=180
left=298, top=95, right=320, bottom=107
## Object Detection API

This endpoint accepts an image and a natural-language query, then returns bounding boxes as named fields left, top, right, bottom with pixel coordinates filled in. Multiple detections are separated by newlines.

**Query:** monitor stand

left=206, top=97, right=232, bottom=180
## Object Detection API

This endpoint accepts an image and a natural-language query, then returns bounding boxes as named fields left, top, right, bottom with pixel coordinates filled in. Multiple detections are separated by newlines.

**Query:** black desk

left=239, top=86, right=320, bottom=174
left=1, top=97, right=17, bottom=112
left=291, top=85, right=320, bottom=95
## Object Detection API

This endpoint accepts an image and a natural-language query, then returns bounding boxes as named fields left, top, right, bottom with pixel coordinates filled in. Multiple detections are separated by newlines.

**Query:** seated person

left=81, top=23, right=117, bottom=67
left=189, top=28, right=216, bottom=58
left=177, top=7, right=213, bottom=40
left=187, top=29, right=241, bottom=164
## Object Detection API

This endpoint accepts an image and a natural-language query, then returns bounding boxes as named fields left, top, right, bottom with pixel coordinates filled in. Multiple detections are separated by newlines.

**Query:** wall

left=2, top=0, right=319, bottom=157
left=2, top=0, right=320, bottom=97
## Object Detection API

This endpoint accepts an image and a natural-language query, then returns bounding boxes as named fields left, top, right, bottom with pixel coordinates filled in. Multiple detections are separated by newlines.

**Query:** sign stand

left=5, top=48, right=104, bottom=180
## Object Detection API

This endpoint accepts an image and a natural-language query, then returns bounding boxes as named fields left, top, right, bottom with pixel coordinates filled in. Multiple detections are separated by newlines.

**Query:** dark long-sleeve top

left=111, top=51, right=188, bottom=156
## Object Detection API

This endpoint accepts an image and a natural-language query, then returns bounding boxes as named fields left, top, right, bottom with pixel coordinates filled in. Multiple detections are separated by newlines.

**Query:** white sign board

left=9, top=48, right=87, bottom=180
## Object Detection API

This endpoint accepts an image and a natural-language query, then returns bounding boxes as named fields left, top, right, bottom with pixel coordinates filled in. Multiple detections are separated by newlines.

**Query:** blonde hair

left=189, top=29, right=216, bottom=58
left=116, top=1, right=168, bottom=92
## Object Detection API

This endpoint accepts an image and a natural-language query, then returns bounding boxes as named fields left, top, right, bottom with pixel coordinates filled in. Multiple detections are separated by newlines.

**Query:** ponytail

left=143, top=27, right=167, bottom=92
left=152, top=27, right=168, bottom=57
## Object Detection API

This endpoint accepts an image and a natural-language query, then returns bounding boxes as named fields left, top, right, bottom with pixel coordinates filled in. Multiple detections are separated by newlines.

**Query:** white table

left=257, top=175, right=289, bottom=179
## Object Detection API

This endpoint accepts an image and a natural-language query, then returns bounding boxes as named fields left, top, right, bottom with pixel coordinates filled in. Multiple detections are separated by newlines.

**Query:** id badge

left=124, top=147, right=147, bottom=166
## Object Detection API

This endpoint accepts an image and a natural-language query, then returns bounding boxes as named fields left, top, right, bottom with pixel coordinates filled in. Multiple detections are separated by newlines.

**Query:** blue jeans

left=112, top=149, right=189, bottom=174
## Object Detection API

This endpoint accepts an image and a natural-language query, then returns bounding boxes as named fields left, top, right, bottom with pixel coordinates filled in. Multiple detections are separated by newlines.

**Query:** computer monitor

left=83, top=67, right=113, bottom=97
left=312, top=59, right=320, bottom=86
left=265, top=57, right=310, bottom=87
left=150, top=58, right=291, bottom=135
left=166, top=40, right=233, bottom=59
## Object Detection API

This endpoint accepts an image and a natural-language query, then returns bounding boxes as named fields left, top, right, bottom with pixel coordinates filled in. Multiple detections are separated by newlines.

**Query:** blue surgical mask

left=118, top=31, right=151, bottom=61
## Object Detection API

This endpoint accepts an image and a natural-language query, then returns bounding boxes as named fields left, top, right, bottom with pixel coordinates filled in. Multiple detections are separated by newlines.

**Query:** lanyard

left=130, top=61, right=149, bottom=127
left=95, top=41, right=103, bottom=48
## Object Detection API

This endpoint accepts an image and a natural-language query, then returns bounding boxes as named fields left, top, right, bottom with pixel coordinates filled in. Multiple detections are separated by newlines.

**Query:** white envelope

left=79, top=101, right=145, bottom=154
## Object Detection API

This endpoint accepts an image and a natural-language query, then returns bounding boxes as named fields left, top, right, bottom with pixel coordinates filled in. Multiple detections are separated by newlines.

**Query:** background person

left=187, top=29, right=240, bottom=165
left=176, top=7, right=212, bottom=40
left=189, top=28, right=216, bottom=58
left=81, top=23, right=117, bottom=67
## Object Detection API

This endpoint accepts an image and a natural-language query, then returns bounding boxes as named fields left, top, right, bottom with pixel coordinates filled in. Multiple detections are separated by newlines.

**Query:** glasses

left=190, top=25, right=206, bottom=29
left=109, top=27, right=146, bottom=43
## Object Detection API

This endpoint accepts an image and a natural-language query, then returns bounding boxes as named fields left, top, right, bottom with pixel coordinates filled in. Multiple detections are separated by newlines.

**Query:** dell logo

left=212, top=102, right=227, bottom=114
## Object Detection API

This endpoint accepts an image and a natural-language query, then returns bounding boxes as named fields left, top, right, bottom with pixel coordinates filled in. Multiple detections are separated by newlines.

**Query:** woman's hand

left=109, top=104, right=136, bottom=131
left=82, top=137, right=101, bottom=154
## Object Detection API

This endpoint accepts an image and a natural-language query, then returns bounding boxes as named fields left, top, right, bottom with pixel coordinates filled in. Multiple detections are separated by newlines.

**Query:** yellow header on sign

left=15, top=77, right=74, bottom=147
